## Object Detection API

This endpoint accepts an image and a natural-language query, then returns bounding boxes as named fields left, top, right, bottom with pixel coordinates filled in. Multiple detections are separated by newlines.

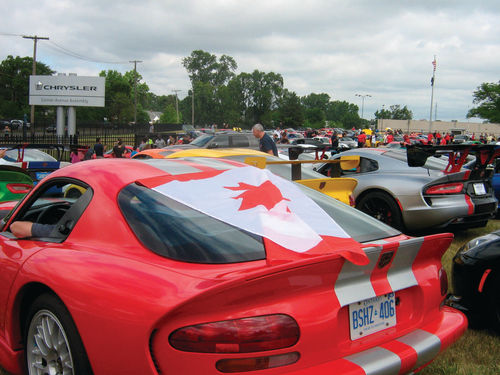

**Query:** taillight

left=169, top=314, right=299, bottom=353
left=439, top=267, right=448, bottom=296
left=425, top=182, right=463, bottom=195
left=6, top=183, right=33, bottom=194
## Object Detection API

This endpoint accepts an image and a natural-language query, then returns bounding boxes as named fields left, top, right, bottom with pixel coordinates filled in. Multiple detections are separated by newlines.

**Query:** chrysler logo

left=378, top=251, right=394, bottom=269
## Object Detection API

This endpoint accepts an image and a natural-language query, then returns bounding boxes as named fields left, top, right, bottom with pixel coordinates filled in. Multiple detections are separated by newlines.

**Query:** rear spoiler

left=406, top=144, right=500, bottom=177
left=244, top=155, right=360, bottom=181
left=277, top=143, right=333, bottom=161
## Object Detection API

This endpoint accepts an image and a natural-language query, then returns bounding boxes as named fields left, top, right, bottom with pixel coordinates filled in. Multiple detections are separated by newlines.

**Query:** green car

left=0, top=165, right=34, bottom=203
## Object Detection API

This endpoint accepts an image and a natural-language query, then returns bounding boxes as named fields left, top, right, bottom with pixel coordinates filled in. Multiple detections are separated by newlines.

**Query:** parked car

left=312, top=147, right=498, bottom=232
left=0, top=158, right=466, bottom=375
left=339, top=136, right=357, bottom=149
left=165, top=132, right=260, bottom=150
left=452, top=230, right=500, bottom=331
left=0, top=146, right=70, bottom=184
left=0, top=165, right=33, bottom=203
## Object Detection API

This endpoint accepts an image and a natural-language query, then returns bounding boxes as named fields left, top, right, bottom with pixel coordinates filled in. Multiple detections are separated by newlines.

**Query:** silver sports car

left=312, top=148, right=497, bottom=232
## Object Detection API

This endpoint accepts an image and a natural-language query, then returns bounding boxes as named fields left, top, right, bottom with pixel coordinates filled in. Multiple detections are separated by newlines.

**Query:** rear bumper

left=286, top=306, right=467, bottom=375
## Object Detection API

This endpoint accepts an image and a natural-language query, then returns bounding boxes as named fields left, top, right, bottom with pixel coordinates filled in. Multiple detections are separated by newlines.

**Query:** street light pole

left=355, top=94, right=372, bottom=120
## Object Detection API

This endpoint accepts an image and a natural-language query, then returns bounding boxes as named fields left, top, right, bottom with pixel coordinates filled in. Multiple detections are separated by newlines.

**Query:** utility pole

left=23, top=35, right=49, bottom=133
left=129, top=60, right=142, bottom=124
left=172, top=89, right=181, bottom=123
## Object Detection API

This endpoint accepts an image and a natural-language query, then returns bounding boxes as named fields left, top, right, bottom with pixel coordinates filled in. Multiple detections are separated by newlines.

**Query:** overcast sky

left=1, top=0, right=499, bottom=122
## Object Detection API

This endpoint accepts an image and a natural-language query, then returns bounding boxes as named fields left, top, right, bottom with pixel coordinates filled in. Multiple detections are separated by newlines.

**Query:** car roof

left=45, top=158, right=243, bottom=195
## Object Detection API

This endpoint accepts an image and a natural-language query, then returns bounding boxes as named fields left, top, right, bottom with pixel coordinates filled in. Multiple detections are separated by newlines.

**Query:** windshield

left=190, top=134, right=214, bottom=147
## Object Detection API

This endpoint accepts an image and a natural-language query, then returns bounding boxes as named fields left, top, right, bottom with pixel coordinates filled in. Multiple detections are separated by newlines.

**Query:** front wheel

left=25, top=293, right=92, bottom=375
left=356, top=191, right=404, bottom=231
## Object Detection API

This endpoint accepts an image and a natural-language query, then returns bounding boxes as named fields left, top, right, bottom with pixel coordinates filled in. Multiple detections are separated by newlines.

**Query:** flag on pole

left=432, top=57, right=437, bottom=72
left=431, top=77, right=434, bottom=86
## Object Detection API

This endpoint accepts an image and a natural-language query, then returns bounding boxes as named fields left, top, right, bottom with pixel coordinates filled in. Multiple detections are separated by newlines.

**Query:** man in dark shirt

left=252, top=123, right=278, bottom=156
left=93, top=137, right=104, bottom=158
left=113, top=139, right=125, bottom=158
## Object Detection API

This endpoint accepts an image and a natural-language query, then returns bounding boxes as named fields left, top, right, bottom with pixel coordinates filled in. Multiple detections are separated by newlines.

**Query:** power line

left=47, top=40, right=129, bottom=64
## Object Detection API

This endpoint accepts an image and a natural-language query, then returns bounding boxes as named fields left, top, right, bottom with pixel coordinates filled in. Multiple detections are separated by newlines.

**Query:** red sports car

left=0, top=158, right=466, bottom=375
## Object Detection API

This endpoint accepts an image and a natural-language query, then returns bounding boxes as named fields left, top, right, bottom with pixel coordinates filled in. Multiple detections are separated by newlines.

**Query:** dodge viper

left=0, top=158, right=466, bottom=375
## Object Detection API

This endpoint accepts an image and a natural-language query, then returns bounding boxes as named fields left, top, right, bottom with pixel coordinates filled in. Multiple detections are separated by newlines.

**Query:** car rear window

left=118, top=183, right=266, bottom=264
left=298, top=184, right=401, bottom=242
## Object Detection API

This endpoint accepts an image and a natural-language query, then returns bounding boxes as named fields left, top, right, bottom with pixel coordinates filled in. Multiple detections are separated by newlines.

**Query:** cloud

left=1, top=0, right=499, bottom=121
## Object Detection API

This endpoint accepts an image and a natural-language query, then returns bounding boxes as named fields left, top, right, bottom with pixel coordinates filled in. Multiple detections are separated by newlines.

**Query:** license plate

left=349, top=293, right=396, bottom=340
left=473, top=183, right=486, bottom=195
left=35, top=172, right=51, bottom=181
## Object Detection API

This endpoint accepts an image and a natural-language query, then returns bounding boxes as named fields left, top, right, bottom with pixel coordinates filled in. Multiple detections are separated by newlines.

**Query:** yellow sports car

left=133, top=148, right=358, bottom=205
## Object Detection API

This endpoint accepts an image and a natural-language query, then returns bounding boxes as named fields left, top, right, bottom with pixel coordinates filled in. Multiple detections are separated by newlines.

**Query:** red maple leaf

left=225, top=180, right=290, bottom=211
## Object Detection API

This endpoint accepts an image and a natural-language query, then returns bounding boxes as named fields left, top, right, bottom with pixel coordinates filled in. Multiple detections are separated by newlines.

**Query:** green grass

left=1, top=221, right=499, bottom=375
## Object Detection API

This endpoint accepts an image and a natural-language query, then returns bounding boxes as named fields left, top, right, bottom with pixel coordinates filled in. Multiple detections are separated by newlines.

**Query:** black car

left=452, top=230, right=500, bottom=331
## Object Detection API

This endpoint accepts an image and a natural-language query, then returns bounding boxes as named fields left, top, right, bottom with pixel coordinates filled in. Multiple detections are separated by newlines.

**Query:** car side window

left=210, top=135, right=230, bottom=148
left=231, top=135, right=250, bottom=147
left=3, top=179, right=92, bottom=242
left=359, top=157, right=378, bottom=173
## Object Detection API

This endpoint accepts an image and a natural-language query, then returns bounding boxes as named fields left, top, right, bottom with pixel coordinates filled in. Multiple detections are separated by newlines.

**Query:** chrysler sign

left=29, top=75, right=105, bottom=107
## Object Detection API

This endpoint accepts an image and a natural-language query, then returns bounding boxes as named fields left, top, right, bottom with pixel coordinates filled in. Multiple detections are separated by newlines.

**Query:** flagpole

left=429, top=55, right=436, bottom=133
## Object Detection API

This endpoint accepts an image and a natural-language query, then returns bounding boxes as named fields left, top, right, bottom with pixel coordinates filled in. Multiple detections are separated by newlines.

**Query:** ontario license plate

left=473, top=183, right=486, bottom=195
left=349, top=293, right=396, bottom=340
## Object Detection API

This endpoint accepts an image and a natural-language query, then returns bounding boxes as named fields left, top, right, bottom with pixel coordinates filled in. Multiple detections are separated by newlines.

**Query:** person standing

left=357, top=131, right=366, bottom=148
left=113, top=139, right=125, bottom=158
left=93, top=137, right=105, bottom=158
left=252, top=123, right=278, bottom=156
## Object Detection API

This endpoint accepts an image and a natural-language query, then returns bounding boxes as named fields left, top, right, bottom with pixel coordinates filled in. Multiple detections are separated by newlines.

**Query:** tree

left=0, top=55, right=54, bottom=119
left=182, top=50, right=237, bottom=87
left=325, top=101, right=360, bottom=128
left=467, top=81, right=500, bottom=123
left=374, top=105, right=412, bottom=120
left=277, top=89, right=304, bottom=128
left=159, top=103, right=180, bottom=123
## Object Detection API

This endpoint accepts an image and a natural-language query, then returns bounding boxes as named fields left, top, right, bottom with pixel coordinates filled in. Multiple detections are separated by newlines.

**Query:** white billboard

left=29, top=75, right=105, bottom=107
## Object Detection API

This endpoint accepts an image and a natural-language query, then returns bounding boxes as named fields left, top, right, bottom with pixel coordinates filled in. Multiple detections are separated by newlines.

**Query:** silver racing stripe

left=386, top=237, right=423, bottom=292
left=345, top=347, right=401, bottom=375
left=334, top=248, right=380, bottom=307
left=397, top=329, right=441, bottom=369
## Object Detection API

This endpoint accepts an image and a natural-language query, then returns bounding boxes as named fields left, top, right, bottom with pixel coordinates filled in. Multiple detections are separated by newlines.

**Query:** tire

left=24, top=293, right=92, bottom=375
left=356, top=191, right=404, bottom=231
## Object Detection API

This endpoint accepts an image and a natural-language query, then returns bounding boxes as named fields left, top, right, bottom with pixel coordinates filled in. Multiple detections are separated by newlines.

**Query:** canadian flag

left=148, top=166, right=368, bottom=265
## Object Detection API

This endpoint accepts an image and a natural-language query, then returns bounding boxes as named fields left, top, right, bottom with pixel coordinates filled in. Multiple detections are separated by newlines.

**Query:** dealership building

left=376, top=119, right=500, bottom=137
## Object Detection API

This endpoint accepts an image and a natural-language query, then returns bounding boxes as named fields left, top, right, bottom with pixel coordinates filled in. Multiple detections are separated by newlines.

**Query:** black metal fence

left=1, top=122, right=187, bottom=162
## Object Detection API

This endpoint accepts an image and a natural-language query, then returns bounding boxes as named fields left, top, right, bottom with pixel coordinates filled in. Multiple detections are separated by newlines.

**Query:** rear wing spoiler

left=244, top=155, right=360, bottom=181
left=277, top=143, right=333, bottom=161
left=406, top=144, right=500, bottom=177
